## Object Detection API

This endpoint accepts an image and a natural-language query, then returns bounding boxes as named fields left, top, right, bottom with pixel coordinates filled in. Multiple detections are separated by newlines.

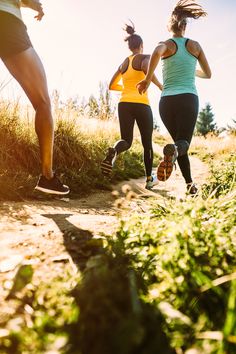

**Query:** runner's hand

left=22, top=0, right=44, bottom=21
left=34, top=8, right=44, bottom=21
left=137, top=79, right=150, bottom=94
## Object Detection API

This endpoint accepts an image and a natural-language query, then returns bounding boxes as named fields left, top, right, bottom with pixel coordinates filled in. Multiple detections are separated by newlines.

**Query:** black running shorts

left=0, top=10, right=32, bottom=60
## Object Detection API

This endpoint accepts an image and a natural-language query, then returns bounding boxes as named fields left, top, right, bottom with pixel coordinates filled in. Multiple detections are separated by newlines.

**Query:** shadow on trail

left=114, top=178, right=175, bottom=200
left=42, top=213, right=103, bottom=271
left=41, top=213, right=175, bottom=354
left=0, top=210, right=176, bottom=353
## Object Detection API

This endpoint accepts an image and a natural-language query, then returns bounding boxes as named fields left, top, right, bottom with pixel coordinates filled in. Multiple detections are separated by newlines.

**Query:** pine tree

left=196, top=103, right=217, bottom=137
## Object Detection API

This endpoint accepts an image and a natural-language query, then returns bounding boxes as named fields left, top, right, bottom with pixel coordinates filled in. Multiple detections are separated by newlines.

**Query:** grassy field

left=0, top=153, right=235, bottom=353
left=2, top=98, right=234, bottom=201
left=191, top=134, right=236, bottom=160
left=0, top=99, right=162, bottom=200
left=0, top=99, right=236, bottom=353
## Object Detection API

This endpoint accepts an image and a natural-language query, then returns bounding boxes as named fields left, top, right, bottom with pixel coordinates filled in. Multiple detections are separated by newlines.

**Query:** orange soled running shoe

left=157, top=144, right=178, bottom=182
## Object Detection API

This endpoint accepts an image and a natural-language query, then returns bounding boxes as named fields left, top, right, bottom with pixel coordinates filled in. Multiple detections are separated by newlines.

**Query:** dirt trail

left=0, top=154, right=209, bottom=306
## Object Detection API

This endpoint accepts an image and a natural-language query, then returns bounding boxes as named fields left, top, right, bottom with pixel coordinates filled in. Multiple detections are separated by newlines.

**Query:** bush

left=0, top=101, right=146, bottom=200
left=202, top=155, right=236, bottom=197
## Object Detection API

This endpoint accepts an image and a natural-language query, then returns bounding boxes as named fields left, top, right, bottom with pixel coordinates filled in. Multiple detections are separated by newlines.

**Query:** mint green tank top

left=161, top=37, right=198, bottom=97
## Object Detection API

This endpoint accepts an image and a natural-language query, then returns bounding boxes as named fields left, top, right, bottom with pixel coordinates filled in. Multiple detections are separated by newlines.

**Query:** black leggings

left=114, top=102, right=153, bottom=177
left=159, top=93, right=199, bottom=183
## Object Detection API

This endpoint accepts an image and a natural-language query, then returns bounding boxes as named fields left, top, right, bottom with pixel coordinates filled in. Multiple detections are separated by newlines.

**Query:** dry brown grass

left=191, top=134, right=236, bottom=159
left=0, top=99, right=145, bottom=200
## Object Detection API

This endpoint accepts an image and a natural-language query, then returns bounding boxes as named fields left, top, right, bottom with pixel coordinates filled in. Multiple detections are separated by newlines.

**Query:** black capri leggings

left=114, top=102, right=154, bottom=177
left=159, top=93, right=199, bottom=184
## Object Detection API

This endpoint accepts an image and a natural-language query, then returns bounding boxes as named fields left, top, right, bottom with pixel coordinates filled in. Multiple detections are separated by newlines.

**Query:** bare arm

left=137, top=42, right=167, bottom=94
left=196, top=45, right=212, bottom=78
left=109, top=68, right=123, bottom=91
left=141, top=57, right=163, bottom=91
left=20, top=0, right=44, bottom=21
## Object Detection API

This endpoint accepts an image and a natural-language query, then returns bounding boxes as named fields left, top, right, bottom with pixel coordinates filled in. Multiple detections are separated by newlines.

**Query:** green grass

left=202, top=154, right=236, bottom=198
left=0, top=102, right=147, bottom=200
left=1, top=149, right=235, bottom=353
left=1, top=99, right=235, bottom=353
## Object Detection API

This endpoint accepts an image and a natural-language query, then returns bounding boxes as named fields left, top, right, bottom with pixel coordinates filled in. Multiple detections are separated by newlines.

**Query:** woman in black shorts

left=0, top=0, right=69, bottom=195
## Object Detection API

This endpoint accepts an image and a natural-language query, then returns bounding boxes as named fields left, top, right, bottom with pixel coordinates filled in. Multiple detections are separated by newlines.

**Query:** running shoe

left=35, top=174, right=70, bottom=195
left=145, top=174, right=158, bottom=190
left=186, top=183, right=198, bottom=195
left=157, top=144, right=178, bottom=182
left=101, top=147, right=117, bottom=177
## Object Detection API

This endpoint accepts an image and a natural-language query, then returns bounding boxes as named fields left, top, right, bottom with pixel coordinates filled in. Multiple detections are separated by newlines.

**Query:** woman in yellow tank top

left=101, top=23, right=162, bottom=189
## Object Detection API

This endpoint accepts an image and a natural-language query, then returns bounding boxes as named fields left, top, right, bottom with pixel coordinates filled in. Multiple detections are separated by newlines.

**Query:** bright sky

left=0, top=0, right=236, bottom=128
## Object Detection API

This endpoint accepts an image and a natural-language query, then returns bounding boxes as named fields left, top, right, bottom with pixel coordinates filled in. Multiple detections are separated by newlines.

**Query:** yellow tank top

left=120, top=55, right=149, bottom=105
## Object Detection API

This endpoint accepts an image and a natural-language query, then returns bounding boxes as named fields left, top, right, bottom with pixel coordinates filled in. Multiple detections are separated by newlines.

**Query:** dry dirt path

left=0, top=154, right=209, bottom=308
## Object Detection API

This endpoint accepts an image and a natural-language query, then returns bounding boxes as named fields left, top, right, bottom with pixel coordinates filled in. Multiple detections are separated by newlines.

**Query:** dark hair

left=168, top=0, right=207, bottom=33
left=124, top=21, right=143, bottom=51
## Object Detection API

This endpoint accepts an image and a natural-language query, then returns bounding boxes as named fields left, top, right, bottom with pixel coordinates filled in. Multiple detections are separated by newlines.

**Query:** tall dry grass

left=191, top=134, right=236, bottom=160
left=1, top=94, right=235, bottom=200
left=0, top=98, right=145, bottom=200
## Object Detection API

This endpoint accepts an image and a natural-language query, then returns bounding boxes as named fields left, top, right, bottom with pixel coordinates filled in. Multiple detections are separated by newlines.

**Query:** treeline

left=52, top=84, right=235, bottom=138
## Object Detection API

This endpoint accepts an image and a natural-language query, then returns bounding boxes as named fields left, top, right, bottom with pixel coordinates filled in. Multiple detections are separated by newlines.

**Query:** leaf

left=158, top=301, right=192, bottom=326
left=6, top=264, right=34, bottom=300
left=223, top=280, right=236, bottom=338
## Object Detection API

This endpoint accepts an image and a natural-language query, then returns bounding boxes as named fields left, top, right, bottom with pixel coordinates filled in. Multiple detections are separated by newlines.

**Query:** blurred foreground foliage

left=0, top=153, right=236, bottom=353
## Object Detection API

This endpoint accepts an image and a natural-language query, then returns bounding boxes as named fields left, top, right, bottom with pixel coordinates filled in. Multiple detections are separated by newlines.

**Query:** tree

left=227, top=119, right=236, bottom=136
left=196, top=103, right=217, bottom=137
left=98, top=82, right=116, bottom=120
left=87, top=94, right=100, bottom=118
left=86, top=82, right=116, bottom=120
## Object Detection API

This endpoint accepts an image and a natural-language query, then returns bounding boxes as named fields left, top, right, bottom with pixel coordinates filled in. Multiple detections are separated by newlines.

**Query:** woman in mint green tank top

left=138, top=0, right=211, bottom=195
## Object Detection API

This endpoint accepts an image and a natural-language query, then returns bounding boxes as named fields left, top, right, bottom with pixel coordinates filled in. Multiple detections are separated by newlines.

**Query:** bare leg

left=3, top=47, right=54, bottom=179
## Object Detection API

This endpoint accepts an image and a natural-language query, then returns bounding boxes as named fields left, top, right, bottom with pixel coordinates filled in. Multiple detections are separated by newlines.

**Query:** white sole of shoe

left=35, top=186, right=70, bottom=195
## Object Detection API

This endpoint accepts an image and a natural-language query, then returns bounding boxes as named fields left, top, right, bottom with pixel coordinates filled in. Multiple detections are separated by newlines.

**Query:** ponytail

left=168, top=0, right=207, bottom=33
left=124, top=21, right=143, bottom=51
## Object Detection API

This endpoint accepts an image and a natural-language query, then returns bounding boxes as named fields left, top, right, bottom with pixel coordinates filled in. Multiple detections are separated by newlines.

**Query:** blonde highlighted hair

left=168, top=0, right=207, bottom=33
